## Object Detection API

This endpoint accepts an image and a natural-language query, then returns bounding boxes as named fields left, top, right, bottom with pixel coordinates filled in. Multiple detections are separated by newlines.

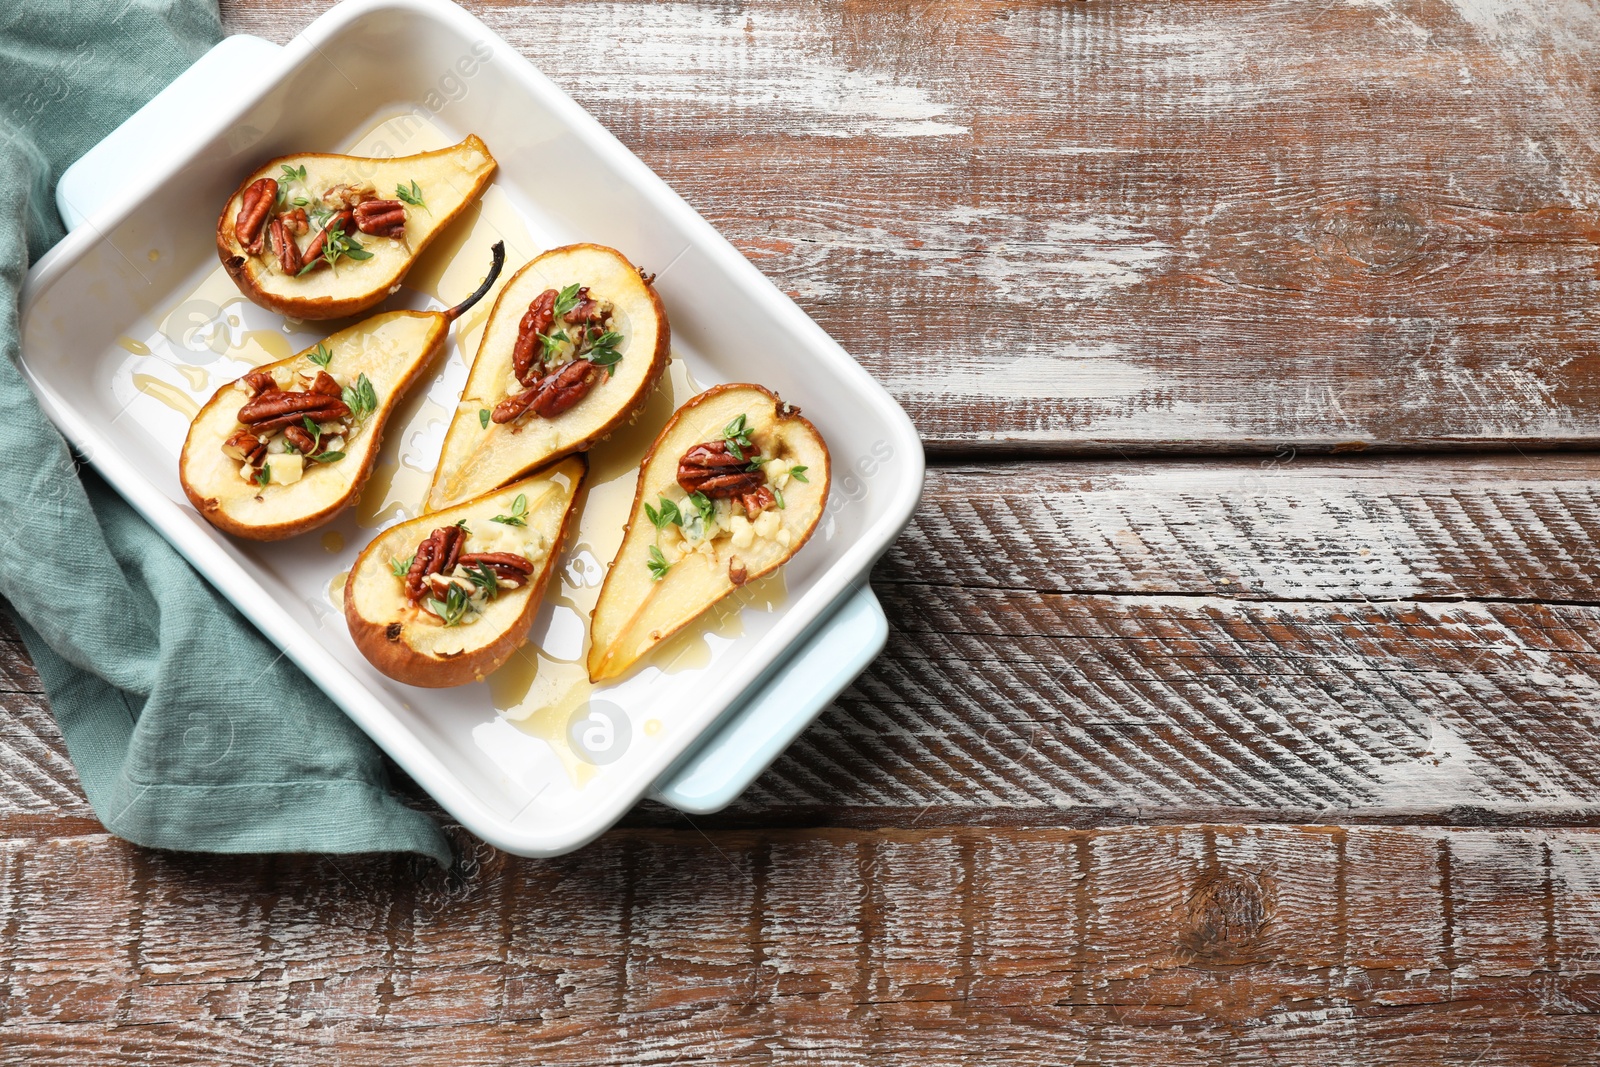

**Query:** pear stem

left=444, top=240, right=506, bottom=322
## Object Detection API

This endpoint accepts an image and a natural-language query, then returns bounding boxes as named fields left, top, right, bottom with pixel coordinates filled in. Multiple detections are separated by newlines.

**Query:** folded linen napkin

left=0, top=0, right=450, bottom=865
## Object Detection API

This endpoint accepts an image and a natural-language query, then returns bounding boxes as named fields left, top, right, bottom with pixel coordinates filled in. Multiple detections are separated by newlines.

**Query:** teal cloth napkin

left=0, top=0, right=451, bottom=865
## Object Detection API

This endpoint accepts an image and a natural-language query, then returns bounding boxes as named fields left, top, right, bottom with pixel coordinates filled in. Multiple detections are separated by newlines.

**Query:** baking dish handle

left=650, top=583, right=887, bottom=814
left=56, top=35, right=287, bottom=230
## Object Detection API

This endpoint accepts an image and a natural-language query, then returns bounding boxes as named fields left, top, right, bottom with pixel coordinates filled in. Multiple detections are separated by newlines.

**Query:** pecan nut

left=280, top=208, right=309, bottom=236
left=222, top=430, right=266, bottom=465
left=491, top=360, right=600, bottom=424
left=242, top=370, right=278, bottom=396
left=678, top=440, right=764, bottom=498
left=405, top=525, right=465, bottom=601
left=353, top=198, right=405, bottom=239
left=323, top=183, right=375, bottom=210
left=491, top=385, right=537, bottom=425
left=563, top=286, right=608, bottom=327
left=739, top=485, right=776, bottom=520
left=270, top=216, right=301, bottom=275
left=531, top=360, right=599, bottom=419
left=281, top=425, right=317, bottom=455
left=511, top=289, right=558, bottom=386
left=237, top=390, right=351, bottom=435
left=234, top=177, right=276, bottom=255
left=310, top=370, right=343, bottom=397
left=297, top=210, right=352, bottom=272
left=458, top=552, right=534, bottom=585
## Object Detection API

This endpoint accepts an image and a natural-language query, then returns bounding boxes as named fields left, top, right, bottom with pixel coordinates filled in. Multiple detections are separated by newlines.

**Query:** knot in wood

left=1318, top=198, right=1427, bottom=274
left=1181, top=870, right=1271, bottom=959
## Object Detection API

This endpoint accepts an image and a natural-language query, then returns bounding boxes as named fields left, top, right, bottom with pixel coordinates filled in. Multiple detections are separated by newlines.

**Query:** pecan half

left=281, top=208, right=309, bottom=235
left=353, top=198, right=405, bottom=239
left=310, top=370, right=343, bottom=397
left=678, top=440, right=764, bottom=499
left=563, top=287, right=609, bottom=327
left=728, top=556, right=748, bottom=586
left=234, top=177, right=276, bottom=255
left=323, top=183, right=375, bottom=210
left=270, top=216, right=301, bottom=275
left=511, top=289, right=558, bottom=386
left=491, top=385, right=537, bottom=425
left=237, top=390, right=351, bottom=435
left=242, top=370, right=278, bottom=396
left=405, top=525, right=465, bottom=601
left=281, top=425, right=317, bottom=455
left=739, top=485, right=776, bottom=520
left=458, top=552, right=534, bottom=585
left=222, top=430, right=266, bottom=465
left=297, top=210, right=352, bottom=272
left=531, top=360, right=599, bottom=419
left=491, top=360, right=600, bottom=424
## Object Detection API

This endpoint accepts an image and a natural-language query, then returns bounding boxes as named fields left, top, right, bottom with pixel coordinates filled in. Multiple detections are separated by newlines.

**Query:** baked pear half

left=426, top=243, right=670, bottom=512
left=180, top=244, right=506, bottom=541
left=344, top=458, right=585, bottom=688
left=588, top=384, right=830, bottom=683
left=217, top=135, right=497, bottom=319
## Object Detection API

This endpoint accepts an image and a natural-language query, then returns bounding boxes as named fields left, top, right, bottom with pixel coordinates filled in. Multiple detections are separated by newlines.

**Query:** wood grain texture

left=724, top=453, right=1600, bottom=822
left=224, top=0, right=1600, bottom=453
left=1, top=824, right=1600, bottom=1064
left=10, top=455, right=1600, bottom=827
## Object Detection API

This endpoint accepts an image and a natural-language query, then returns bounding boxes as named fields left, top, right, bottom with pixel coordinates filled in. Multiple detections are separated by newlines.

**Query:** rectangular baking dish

left=18, top=0, right=922, bottom=855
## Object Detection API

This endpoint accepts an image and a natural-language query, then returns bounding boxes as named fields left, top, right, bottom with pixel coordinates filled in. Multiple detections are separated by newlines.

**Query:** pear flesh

left=182, top=244, right=506, bottom=541
left=427, top=243, right=669, bottom=513
left=344, top=458, right=585, bottom=688
left=588, top=385, right=830, bottom=683
left=217, top=135, right=497, bottom=320
left=181, top=313, right=447, bottom=540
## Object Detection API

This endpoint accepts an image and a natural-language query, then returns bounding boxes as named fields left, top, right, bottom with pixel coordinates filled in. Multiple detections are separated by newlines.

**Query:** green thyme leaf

left=312, top=451, right=345, bottom=463
left=552, top=282, right=583, bottom=321
left=464, top=563, right=500, bottom=600
left=538, top=329, right=570, bottom=358
left=479, top=408, right=491, bottom=429
left=454, top=519, right=470, bottom=533
left=389, top=554, right=414, bottom=579
left=585, top=329, right=624, bottom=378
left=342, top=373, right=378, bottom=423
left=425, top=584, right=471, bottom=627
left=300, top=223, right=374, bottom=275
left=492, top=493, right=528, bottom=527
left=644, top=496, right=682, bottom=532
left=788, top=465, right=810, bottom=483
left=255, top=463, right=271, bottom=487
left=721, top=413, right=754, bottom=461
left=292, top=196, right=310, bottom=207
left=773, top=486, right=786, bottom=510
left=688, top=490, right=716, bottom=528
left=647, top=545, right=671, bottom=581
left=395, top=180, right=425, bottom=208
left=307, top=343, right=334, bottom=369
left=280, top=163, right=307, bottom=183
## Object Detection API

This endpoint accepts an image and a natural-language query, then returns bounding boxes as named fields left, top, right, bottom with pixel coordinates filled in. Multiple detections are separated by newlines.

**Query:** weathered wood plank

left=2, top=825, right=1599, bottom=1063
left=10, top=455, right=1600, bottom=828
left=743, top=454, right=1600, bottom=820
left=223, top=0, right=1600, bottom=452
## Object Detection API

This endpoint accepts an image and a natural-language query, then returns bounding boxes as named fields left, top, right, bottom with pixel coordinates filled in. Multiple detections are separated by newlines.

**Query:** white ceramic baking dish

left=18, top=0, right=922, bottom=855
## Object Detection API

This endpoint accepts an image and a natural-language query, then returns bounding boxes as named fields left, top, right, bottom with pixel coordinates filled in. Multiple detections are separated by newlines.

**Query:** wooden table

left=8, top=0, right=1600, bottom=1061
